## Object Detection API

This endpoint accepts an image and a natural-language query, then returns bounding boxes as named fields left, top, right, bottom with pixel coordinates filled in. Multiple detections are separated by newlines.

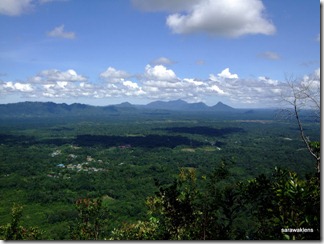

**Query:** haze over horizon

left=0, top=0, right=320, bottom=108
left=0, top=99, right=277, bottom=110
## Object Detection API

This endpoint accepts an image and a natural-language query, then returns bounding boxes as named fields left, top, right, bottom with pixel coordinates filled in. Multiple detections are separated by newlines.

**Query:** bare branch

left=293, top=97, right=319, bottom=161
left=280, top=74, right=320, bottom=174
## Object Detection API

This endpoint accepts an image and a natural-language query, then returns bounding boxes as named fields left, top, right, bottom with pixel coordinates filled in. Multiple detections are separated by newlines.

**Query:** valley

left=0, top=101, right=320, bottom=240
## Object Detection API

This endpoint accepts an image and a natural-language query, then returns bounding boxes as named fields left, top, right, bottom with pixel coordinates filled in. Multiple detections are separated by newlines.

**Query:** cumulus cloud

left=99, top=67, right=145, bottom=98
left=133, top=0, right=276, bottom=37
left=208, top=85, right=227, bottom=95
left=151, top=57, right=175, bottom=66
left=168, top=0, right=275, bottom=37
left=144, top=64, right=177, bottom=81
left=280, top=69, right=320, bottom=111
left=258, top=51, right=281, bottom=60
left=0, top=0, right=34, bottom=16
left=207, top=68, right=288, bottom=106
left=0, top=66, right=320, bottom=108
left=258, top=76, right=278, bottom=85
left=131, top=0, right=197, bottom=12
left=39, top=0, right=68, bottom=3
left=3, top=81, right=34, bottom=92
left=30, top=69, right=87, bottom=83
left=22, top=69, right=88, bottom=98
left=141, top=65, right=236, bottom=101
left=47, top=25, right=76, bottom=39
left=123, top=80, right=139, bottom=89
left=1, top=68, right=91, bottom=98
left=217, top=68, right=239, bottom=79
left=140, top=65, right=207, bottom=100
left=100, top=67, right=130, bottom=83
left=301, top=68, right=320, bottom=89
left=0, top=0, right=67, bottom=16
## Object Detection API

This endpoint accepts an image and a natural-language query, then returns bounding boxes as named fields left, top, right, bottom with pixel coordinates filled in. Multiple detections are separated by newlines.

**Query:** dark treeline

left=75, top=134, right=207, bottom=148
left=159, top=126, right=245, bottom=137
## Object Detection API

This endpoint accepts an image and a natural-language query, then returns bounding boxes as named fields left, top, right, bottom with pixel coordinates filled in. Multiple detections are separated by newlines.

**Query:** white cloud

left=0, top=66, right=319, bottom=108
left=3, top=81, right=33, bottom=92
left=25, top=69, right=89, bottom=98
left=314, top=68, right=320, bottom=78
left=123, top=80, right=139, bottom=89
left=183, top=78, right=204, bottom=87
left=301, top=68, right=320, bottom=89
left=207, top=68, right=290, bottom=106
left=133, top=0, right=276, bottom=38
left=151, top=57, right=174, bottom=66
left=57, top=81, right=68, bottom=89
left=15, top=82, right=33, bottom=92
left=47, top=25, right=76, bottom=39
left=0, top=0, right=67, bottom=16
left=144, top=64, right=177, bottom=81
left=131, top=0, right=197, bottom=12
left=208, top=85, right=227, bottom=95
left=217, top=68, right=238, bottom=79
left=32, top=69, right=87, bottom=83
left=258, top=76, right=278, bottom=85
left=1, top=69, right=93, bottom=99
left=0, top=0, right=33, bottom=16
left=98, top=67, right=145, bottom=98
left=163, top=0, right=275, bottom=37
left=271, top=88, right=281, bottom=94
left=0, top=65, right=269, bottom=105
left=258, top=51, right=281, bottom=60
left=141, top=65, right=208, bottom=100
left=39, top=0, right=68, bottom=4
left=100, top=67, right=130, bottom=83
left=280, top=69, right=320, bottom=110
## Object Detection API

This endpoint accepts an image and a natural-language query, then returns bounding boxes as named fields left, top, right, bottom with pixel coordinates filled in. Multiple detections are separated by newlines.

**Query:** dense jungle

left=0, top=103, right=320, bottom=240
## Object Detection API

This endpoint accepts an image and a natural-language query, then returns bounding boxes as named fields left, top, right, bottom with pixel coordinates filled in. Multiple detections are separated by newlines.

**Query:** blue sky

left=0, top=0, right=320, bottom=108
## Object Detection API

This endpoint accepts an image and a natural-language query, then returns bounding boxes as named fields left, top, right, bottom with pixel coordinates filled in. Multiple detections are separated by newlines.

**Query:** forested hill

left=0, top=100, right=238, bottom=118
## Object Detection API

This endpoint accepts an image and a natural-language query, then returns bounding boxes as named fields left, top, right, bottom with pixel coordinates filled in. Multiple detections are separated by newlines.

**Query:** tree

left=109, top=217, right=159, bottom=240
left=143, top=164, right=242, bottom=240
left=280, top=73, right=320, bottom=174
left=145, top=167, right=202, bottom=240
left=0, top=204, right=43, bottom=240
left=69, top=198, right=105, bottom=240
left=243, top=167, right=320, bottom=240
left=107, top=164, right=320, bottom=240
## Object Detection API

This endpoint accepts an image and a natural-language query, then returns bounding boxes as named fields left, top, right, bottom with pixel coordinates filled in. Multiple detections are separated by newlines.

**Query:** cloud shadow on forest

left=74, top=134, right=207, bottom=149
left=156, top=126, right=245, bottom=137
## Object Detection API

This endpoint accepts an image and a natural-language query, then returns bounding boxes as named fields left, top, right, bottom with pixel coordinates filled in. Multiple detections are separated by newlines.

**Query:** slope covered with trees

left=0, top=107, right=320, bottom=240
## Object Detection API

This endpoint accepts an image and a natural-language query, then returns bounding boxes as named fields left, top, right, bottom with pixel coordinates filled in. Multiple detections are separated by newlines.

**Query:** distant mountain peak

left=174, top=99, right=187, bottom=103
left=117, top=102, right=133, bottom=107
left=146, top=99, right=210, bottom=111
left=0, top=100, right=236, bottom=118
left=212, top=101, right=234, bottom=111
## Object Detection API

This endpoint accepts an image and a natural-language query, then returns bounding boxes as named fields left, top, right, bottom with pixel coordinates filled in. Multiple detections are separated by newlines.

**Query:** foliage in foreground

left=69, top=198, right=105, bottom=240
left=1, top=165, right=320, bottom=240
left=106, top=165, right=320, bottom=240
left=0, top=204, right=43, bottom=240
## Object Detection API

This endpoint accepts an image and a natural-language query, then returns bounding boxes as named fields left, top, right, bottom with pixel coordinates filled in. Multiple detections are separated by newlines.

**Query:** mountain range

left=145, top=99, right=234, bottom=111
left=0, top=100, right=235, bottom=118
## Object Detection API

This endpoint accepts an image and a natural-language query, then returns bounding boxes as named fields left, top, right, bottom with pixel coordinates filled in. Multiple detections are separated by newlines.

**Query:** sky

left=0, top=0, right=320, bottom=108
